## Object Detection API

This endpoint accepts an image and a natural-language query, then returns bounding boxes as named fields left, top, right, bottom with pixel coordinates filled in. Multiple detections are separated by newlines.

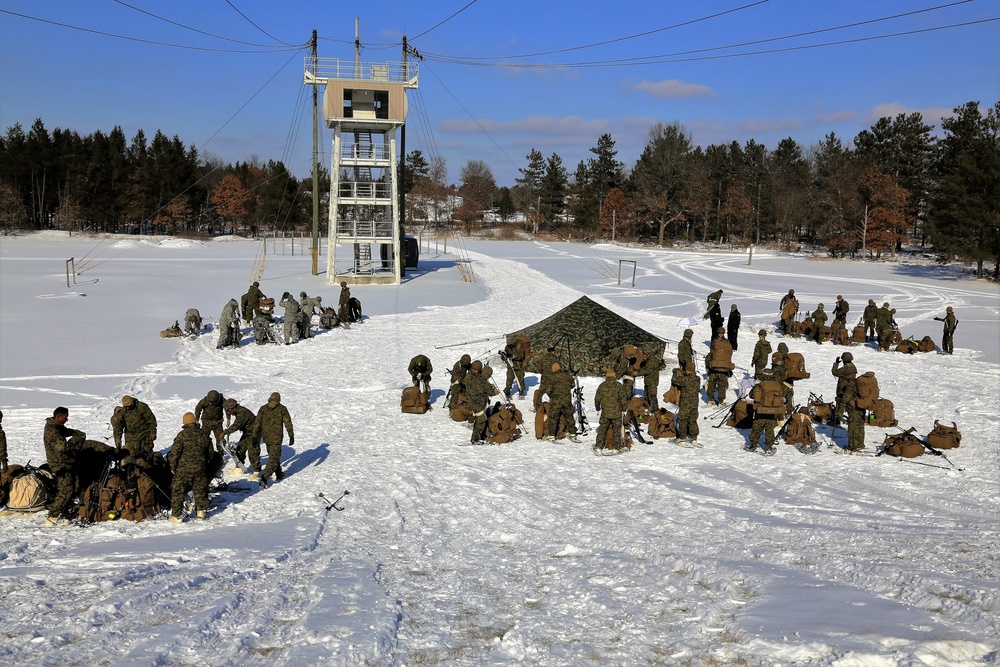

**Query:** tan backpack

left=917, top=336, right=936, bottom=353
left=708, top=339, right=735, bottom=371
left=784, top=353, right=810, bottom=380
left=661, top=385, right=681, bottom=407
left=627, top=396, right=650, bottom=424
left=726, top=399, right=754, bottom=428
left=514, top=335, right=533, bottom=363
left=487, top=405, right=523, bottom=443
left=751, top=380, right=785, bottom=415
left=927, top=421, right=961, bottom=449
left=808, top=400, right=834, bottom=422
left=851, top=324, right=867, bottom=343
left=832, top=326, right=850, bottom=346
left=783, top=412, right=816, bottom=445
left=449, top=395, right=470, bottom=423
left=401, top=386, right=430, bottom=414
left=882, top=430, right=924, bottom=458
left=853, top=372, right=880, bottom=410
left=871, top=398, right=897, bottom=428
left=647, top=409, right=677, bottom=439
left=6, top=466, right=54, bottom=512
left=534, top=402, right=569, bottom=440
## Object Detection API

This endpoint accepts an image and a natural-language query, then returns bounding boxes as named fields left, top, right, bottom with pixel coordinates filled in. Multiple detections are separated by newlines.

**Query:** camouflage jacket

left=195, top=393, right=225, bottom=426
left=408, top=355, right=433, bottom=378
left=169, top=423, right=212, bottom=473
left=876, top=306, right=892, bottom=330
left=532, top=351, right=559, bottom=378
left=502, top=343, right=526, bottom=370
left=223, top=405, right=256, bottom=437
left=594, top=378, right=628, bottom=416
left=834, top=300, right=850, bottom=321
left=112, top=401, right=158, bottom=446
left=279, top=295, right=300, bottom=317
left=450, top=359, right=470, bottom=386
left=832, top=360, right=857, bottom=397
left=254, top=400, right=293, bottom=445
left=44, top=417, right=86, bottom=471
left=675, top=373, right=701, bottom=411
left=220, top=299, right=239, bottom=327
left=465, top=371, right=490, bottom=411
left=539, top=369, right=574, bottom=403
left=339, top=287, right=351, bottom=308
left=751, top=340, right=772, bottom=369
left=811, top=308, right=827, bottom=326
left=677, top=339, right=693, bottom=368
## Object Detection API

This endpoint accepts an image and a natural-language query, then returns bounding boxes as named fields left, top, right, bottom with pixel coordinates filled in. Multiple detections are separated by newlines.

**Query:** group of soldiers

left=18, top=389, right=294, bottom=526
left=200, top=280, right=361, bottom=349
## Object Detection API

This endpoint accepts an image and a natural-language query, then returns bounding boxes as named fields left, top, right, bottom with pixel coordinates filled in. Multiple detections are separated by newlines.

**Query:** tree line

left=2, top=101, right=997, bottom=277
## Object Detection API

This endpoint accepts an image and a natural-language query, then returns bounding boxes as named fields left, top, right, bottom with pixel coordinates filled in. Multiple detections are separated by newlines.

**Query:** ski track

left=1, top=240, right=997, bottom=665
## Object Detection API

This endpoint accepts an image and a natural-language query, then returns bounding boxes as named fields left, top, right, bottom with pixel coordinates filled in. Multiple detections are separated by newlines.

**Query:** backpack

left=917, top=336, right=936, bottom=353
left=514, top=335, right=533, bottom=364
left=6, top=466, right=55, bottom=512
left=708, top=339, right=735, bottom=371
left=647, top=409, right=677, bottom=439
left=881, top=431, right=924, bottom=458
left=895, top=338, right=917, bottom=354
left=818, top=326, right=833, bottom=343
left=627, top=396, right=650, bottom=425
left=784, top=353, right=810, bottom=380
left=603, top=424, right=632, bottom=451
left=853, top=372, right=880, bottom=410
left=258, top=297, right=275, bottom=315
left=400, top=386, right=430, bottom=414
left=808, top=400, right=834, bottom=423
left=487, top=405, right=523, bottom=443
left=783, top=412, right=816, bottom=445
left=661, top=385, right=681, bottom=407
left=726, top=399, right=754, bottom=429
left=0, top=464, right=24, bottom=507
left=751, top=380, right=785, bottom=415
left=623, top=344, right=647, bottom=371
left=871, top=398, right=897, bottom=428
left=449, top=395, right=470, bottom=423
left=832, top=326, right=850, bottom=346
left=534, top=402, right=568, bottom=440
left=160, top=322, right=183, bottom=338
left=79, top=470, right=126, bottom=523
left=851, top=324, right=867, bottom=343
left=927, top=420, right=961, bottom=449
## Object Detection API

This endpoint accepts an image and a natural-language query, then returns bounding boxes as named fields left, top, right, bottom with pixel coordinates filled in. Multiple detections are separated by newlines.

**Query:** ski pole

left=318, top=490, right=350, bottom=512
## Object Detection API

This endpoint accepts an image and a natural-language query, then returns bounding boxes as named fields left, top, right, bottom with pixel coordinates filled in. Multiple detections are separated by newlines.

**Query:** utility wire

left=424, top=17, right=998, bottom=69
left=109, top=0, right=280, bottom=48
left=0, top=9, right=303, bottom=53
left=224, top=0, right=295, bottom=46
left=410, top=0, right=481, bottom=42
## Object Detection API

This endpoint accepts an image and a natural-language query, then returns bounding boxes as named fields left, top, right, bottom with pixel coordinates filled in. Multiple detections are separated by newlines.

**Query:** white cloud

left=625, top=79, right=716, bottom=99
left=439, top=115, right=610, bottom=136
left=865, top=103, right=956, bottom=126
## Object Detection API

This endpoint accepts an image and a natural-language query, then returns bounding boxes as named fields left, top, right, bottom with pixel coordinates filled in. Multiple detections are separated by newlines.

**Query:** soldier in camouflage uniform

left=447, top=354, right=472, bottom=408
left=0, top=409, right=7, bottom=473
left=594, top=370, right=628, bottom=450
left=705, top=289, right=723, bottom=318
left=677, top=329, right=694, bottom=370
left=641, top=357, right=663, bottom=412
left=538, top=363, right=580, bottom=442
left=465, top=361, right=490, bottom=444
left=674, top=362, right=701, bottom=445
left=532, top=345, right=559, bottom=410
left=338, top=282, right=353, bottom=328
left=833, top=295, right=850, bottom=326
left=863, top=299, right=878, bottom=341
left=297, top=292, right=314, bottom=340
left=43, top=407, right=87, bottom=525
left=194, top=390, right=226, bottom=454
left=254, top=392, right=294, bottom=487
left=253, top=312, right=277, bottom=345
left=934, top=306, right=958, bottom=354
left=751, top=330, right=772, bottom=379
left=841, top=379, right=865, bottom=453
left=501, top=340, right=528, bottom=400
left=770, top=352, right=794, bottom=418
left=408, top=354, right=433, bottom=395
left=831, top=352, right=857, bottom=425
left=217, top=299, right=241, bottom=349
left=184, top=308, right=203, bottom=335
left=112, top=395, right=158, bottom=462
left=223, top=398, right=259, bottom=473
left=242, top=282, right=266, bottom=323
left=279, top=292, right=301, bottom=345
left=168, top=412, right=212, bottom=523
left=810, top=304, right=828, bottom=344
left=745, top=368, right=780, bottom=454
left=876, top=302, right=893, bottom=351
left=705, top=328, right=730, bottom=406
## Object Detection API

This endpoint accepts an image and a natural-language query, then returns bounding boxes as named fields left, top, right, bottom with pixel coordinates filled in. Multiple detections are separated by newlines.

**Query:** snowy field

left=0, top=232, right=998, bottom=666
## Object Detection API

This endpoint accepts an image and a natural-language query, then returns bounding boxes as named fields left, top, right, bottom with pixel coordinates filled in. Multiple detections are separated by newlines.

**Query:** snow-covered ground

left=1, top=232, right=998, bottom=666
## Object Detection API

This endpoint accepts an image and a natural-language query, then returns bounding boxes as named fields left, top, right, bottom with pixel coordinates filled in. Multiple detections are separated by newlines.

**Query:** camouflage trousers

left=846, top=407, right=865, bottom=451
left=504, top=367, right=526, bottom=396
left=706, top=373, right=728, bottom=404
left=235, top=434, right=261, bottom=471
left=261, top=442, right=284, bottom=481
left=749, top=416, right=777, bottom=450
left=283, top=319, right=298, bottom=344
left=47, top=468, right=78, bottom=520
left=170, top=467, right=208, bottom=518
left=548, top=399, right=576, bottom=437
left=596, top=415, right=623, bottom=450
left=203, top=421, right=225, bottom=454
left=942, top=332, right=954, bottom=354
left=644, top=378, right=659, bottom=412
left=676, top=408, right=699, bottom=439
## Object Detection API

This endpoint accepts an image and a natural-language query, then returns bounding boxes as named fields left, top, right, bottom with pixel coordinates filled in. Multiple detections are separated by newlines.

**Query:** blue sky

left=1, top=1, right=997, bottom=186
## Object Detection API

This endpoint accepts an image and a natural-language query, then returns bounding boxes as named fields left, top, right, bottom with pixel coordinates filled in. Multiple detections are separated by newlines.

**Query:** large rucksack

left=927, top=420, right=961, bottom=449
left=917, top=336, right=936, bottom=353
left=871, top=398, right=897, bottom=428
left=853, top=372, right=880, bottom=410
left=602, top=424, right=632, bottom=452
left=661, top=384, right=681, bottom=407
left=708, top=340, right=735, bottom=372
left=726, top=399, right=754, bottom=429
left=832, top=325, right=850, bottom=346
left=750, top=380, right=785, bottom=415
left=514, top=335, right=533, bottom=364
left=851, top=324, right=867, bottom=343
left=881, top=430, right=924, bottom=458
left=784, top=353, right=810, bottom=380
left=626, top=396, right=650, bottom=425
left=6, top=465, right=55, bottom=512
left=487, top=405, right=523, bottom=443
left=895, top=338, right=917, bottom=354
left=783, top=412, right=816, bottom=445
left=449, top=395, right=470, bottom=423
left=400, top=386, right=430, bottom=414
left=647, top=408, right=677, bottom=439
left=534, top=402, right=569, bottom=440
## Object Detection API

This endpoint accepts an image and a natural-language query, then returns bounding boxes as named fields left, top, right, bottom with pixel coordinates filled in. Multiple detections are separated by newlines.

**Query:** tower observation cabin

left=304, top=58, right=418, bottom=285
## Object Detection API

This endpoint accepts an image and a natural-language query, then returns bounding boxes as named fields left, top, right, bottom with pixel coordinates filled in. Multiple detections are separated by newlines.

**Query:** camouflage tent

left=510, top=296, right=665, bottom=377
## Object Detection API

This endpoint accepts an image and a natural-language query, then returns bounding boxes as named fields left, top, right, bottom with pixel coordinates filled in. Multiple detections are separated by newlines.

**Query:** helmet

left=269, top=392, right=281, bottom=402
left=182, top=412, right=197, bottom=425
left=253, top=281, right=259, bottom=287
left=482, top=366, right=493, bottom=379
left=777, top=342, right=788, bottom=353
left=758, top=329, right=767, bottom=337
left=341, top=281, right=348, bottom=288
left=223, top=398, right=237, bottom=410
left=818, top=303, right=824, bottom=309
left=730, top=304, right=737, bottom=310
left=121, top=395, right=134, bottom=407
left=841, top=352, right=853, bottom=362
left=869, top=299, right=875, bottom=305
left=837, top=295, right=843, bottom=300
left=716, top=328, right=725, bottom=336
left=946, top=306, right=953, bottom=313
left=460, top=354, right=471, bottom=365
left=471, top=360, right=483, bottom=372
left=300, top=291, right=307, bottom=298
left=883, top=302, right=889, bottom=308
left=551, top=363, right=561, bottom=372
left=789, top=289, right=795, bottom=295
left=207, top=390, right=220, bottom=402
left=683, top=329, right=693, bottom=337
left=890, top=308, right=896, bottom=315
